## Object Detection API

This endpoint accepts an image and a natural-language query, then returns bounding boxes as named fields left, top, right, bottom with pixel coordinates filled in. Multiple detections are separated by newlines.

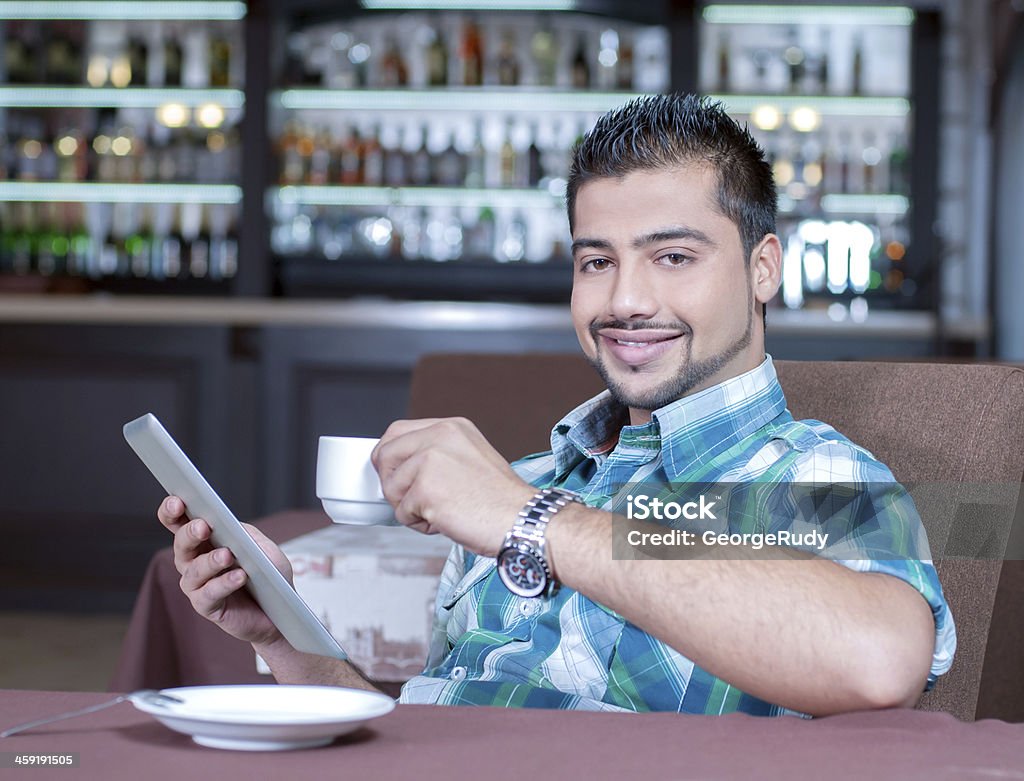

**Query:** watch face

left=498, top=546, right=547, bottom=598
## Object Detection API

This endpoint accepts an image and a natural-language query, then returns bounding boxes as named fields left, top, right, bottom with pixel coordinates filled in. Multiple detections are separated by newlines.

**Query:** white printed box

left=279, top=523, right=453, bottom=682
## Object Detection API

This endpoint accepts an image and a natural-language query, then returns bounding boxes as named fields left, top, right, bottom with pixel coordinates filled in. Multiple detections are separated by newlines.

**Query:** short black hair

left=567, top=93, right=777, bottom=264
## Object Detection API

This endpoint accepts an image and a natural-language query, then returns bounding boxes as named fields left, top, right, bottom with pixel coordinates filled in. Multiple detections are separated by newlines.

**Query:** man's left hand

left=371, top=418, right=536, bottom=557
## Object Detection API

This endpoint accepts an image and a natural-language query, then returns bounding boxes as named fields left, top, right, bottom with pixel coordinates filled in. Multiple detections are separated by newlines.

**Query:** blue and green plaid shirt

left=398, top=356, right=956, bottom=714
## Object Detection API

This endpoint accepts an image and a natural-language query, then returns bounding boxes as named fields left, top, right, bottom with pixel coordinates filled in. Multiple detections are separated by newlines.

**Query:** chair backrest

left=408, top=353, right=1024, bottom=721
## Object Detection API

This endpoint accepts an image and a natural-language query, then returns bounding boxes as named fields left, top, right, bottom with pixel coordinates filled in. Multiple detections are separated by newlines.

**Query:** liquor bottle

left=851, top=35, right=864, bottom=96
left=381, top=125, right=407, bottom=187
left=837, top=130, right=852, bottom=194
left=278, top=121, right=304, bottom=185
left=128, top=35, right=148, bottom=86
left=126, top=205, right=153, bottom=278
left=178, top=202, right=204, bottom=278
left=464, top=121, right=485, bottom=188
left=308, top=127, right=332, bottom=185
left=717, top=31, right=730, bottom=93
left=426, top=26, right=449, bottom=87
left=67, top=205, right=92, bottom=276
left=616, top=31, right=634, bottom=90
left=164, top=33, right=183, bottom=86
left=339, top=126, right=363, bottom=185
left=36, top=203, right=59, bottom=276
left=46, top=22, right=82, bottom=85
left=379, top=36, right=409, bottom=87
left=526, top=128, right=543, bottom=188
left=209, top=31, right=232, bottom=88
left=817, top=30, right=830, bottom=95
left=11, top=203, right=34, bottom=274
left=531, top=21, right=558, bottom=87
left=887, top=131, right=909, bottom=195
left=461, top=18, right=484, bottom=87
left=362, top=126, right=385, bottom=187
left=784, top=28, right=805, bottom=95
left=410, top=126, right=432, bottom=186
left=466, top=206, right=495, bottom=258
left=435, top=131, right=465, bottom=187
left=500, top=121, right=517, bottom=187
left=189, top=206, right=211, bottom=279
left=571, top=35, right=591, bottom=89
left=861, top=132, right=881, bottom=194
left=495, top=30, right=520, bottom=87
left=208, top=204, right=238, bottom=280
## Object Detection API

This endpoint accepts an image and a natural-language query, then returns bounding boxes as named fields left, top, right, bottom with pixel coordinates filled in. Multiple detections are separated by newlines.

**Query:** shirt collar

left=549, top=356, right=787, bottom=481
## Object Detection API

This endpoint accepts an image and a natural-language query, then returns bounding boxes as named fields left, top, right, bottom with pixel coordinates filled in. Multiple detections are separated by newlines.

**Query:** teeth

left=617, top=340, right=649, bottom=347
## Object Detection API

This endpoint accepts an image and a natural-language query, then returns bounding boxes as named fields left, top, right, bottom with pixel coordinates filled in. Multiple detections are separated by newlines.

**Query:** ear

left=749, top=234, right=783, bottom=306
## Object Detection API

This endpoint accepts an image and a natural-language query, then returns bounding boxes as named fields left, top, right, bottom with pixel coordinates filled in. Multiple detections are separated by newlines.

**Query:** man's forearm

left=253, top=636, right=382, bottom=692
left=545, top=504, right=934, bottom=716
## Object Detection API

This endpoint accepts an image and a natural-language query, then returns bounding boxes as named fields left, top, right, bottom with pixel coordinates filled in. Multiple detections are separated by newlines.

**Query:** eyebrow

left=570, top=226, right=717, bottom=256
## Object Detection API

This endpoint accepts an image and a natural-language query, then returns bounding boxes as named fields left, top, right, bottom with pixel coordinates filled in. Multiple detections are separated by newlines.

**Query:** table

left=2, top=690, right=1022, bottom=781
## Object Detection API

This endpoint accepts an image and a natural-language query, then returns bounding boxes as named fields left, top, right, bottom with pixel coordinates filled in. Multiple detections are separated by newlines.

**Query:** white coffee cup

left=316, top=436, right=396, bottom=525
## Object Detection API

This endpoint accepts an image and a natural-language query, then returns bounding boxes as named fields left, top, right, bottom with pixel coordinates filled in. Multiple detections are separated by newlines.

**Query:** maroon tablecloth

left=2, top=689, right=1022, bottom=780
left=109, top=511, right=331, bottom=692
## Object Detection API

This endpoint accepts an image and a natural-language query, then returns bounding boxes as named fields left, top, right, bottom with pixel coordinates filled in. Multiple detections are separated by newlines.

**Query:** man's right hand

left=156, top=495, right=289, bottom=647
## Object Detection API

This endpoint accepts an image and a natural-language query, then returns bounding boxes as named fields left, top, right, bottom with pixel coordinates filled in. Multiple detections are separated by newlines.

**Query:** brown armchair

left=409, top=353, right=1024, bottom=722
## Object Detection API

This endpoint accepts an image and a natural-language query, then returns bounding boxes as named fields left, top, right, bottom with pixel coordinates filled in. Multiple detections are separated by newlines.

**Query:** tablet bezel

left=123, top=413, right=347, bottom=661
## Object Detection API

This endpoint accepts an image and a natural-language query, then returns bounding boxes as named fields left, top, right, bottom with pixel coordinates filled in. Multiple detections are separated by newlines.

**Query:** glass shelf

left=777, top=193, right=909, bottom=217
left=360, top=0, right=577, bottom=8
left=708, top=94, right=910, bottom=118
left=274, top=185, right=564, bottom=210
left=0, top=87, right=245, bottom=109
left=702, top=4, right=913, bottom=27
left=0, top=1, right=246, bottom=20
left=276, top=88, right=643, bottom=114
left=0, top=182, right=242, bottom=204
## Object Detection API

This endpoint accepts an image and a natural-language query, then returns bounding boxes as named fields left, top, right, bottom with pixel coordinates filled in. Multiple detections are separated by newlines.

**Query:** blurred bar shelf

left=275, top=88, right=643, bottom=113
left=708, top=93, right=910, bottom=118
left=0, top=1, right=246, bottom=20
left=0, top=87, right=245, bottom=109
left=273, top=185, right=563, bottom=210
left=0, top=182, right=243, bottom=204
left=360, top=1, right=579, bottom=10
left=702, top=4, right=914, bottom=27
left=778, top=193, right=909, bottom=217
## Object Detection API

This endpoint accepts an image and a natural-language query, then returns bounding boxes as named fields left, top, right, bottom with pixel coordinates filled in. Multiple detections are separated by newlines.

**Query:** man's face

left=570, top=165, right=770, bottom=424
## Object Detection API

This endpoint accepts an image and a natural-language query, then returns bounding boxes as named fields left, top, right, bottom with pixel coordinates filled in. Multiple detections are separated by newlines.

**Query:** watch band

left=497, top=487, right=582, bottom=598
left=511, top=487, right=581, bottom=549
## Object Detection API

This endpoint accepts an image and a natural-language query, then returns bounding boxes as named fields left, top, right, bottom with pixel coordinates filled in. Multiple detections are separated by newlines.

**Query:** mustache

left=589, top=320, right=690, bottom=336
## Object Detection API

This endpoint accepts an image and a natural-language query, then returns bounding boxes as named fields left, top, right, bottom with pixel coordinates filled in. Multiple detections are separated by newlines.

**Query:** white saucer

left=131, top=685, right=395, bottom=751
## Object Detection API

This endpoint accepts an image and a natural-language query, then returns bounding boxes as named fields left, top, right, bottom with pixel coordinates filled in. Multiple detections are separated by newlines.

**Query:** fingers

left=189, top=565, right=248, bottom=621
left=157, top=495, right=188, bottom=532
left=179, top=542, right=235, bottom=594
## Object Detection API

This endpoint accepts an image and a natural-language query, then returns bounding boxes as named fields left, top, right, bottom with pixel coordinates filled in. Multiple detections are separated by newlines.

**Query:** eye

left=579, top=257, right=612, bottom=273
left=657, top=252, right=693, bottom=267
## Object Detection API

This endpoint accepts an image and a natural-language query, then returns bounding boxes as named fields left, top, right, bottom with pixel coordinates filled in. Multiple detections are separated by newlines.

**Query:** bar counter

left=0, top=293, right=962, bottom=338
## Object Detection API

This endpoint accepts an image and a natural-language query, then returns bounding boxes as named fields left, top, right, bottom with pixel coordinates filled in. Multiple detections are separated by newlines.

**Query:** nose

left=608, top=260, right=658, bottom=321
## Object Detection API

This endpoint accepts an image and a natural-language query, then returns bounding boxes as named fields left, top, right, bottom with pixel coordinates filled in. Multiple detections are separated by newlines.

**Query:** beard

left=586, top=299, right=754, bottom=413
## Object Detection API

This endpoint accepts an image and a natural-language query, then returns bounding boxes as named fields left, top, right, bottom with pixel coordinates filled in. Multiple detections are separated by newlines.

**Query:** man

left=158, top=94, right=954, bottom=717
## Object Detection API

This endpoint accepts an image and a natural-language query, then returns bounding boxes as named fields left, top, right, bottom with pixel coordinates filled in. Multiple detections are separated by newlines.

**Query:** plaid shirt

left=398, top=356, right=956, bottom=714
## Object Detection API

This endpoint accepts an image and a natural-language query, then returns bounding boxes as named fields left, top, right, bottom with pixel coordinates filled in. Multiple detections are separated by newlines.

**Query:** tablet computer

left=124, top=413, right=348, bottom=661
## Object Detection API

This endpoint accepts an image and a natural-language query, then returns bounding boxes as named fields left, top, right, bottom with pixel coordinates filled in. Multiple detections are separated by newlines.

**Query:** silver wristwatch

left=496, top=487, right=582, bottom=599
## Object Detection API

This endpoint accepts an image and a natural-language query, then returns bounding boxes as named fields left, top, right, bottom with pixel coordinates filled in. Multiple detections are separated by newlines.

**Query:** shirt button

left=450, top=666, right=467, bottom=682
left=519, top=600, right=535, bottom=616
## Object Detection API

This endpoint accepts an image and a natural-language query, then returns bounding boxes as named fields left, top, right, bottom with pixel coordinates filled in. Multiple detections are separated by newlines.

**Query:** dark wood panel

left=0, top=325, right=235, bottom=611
